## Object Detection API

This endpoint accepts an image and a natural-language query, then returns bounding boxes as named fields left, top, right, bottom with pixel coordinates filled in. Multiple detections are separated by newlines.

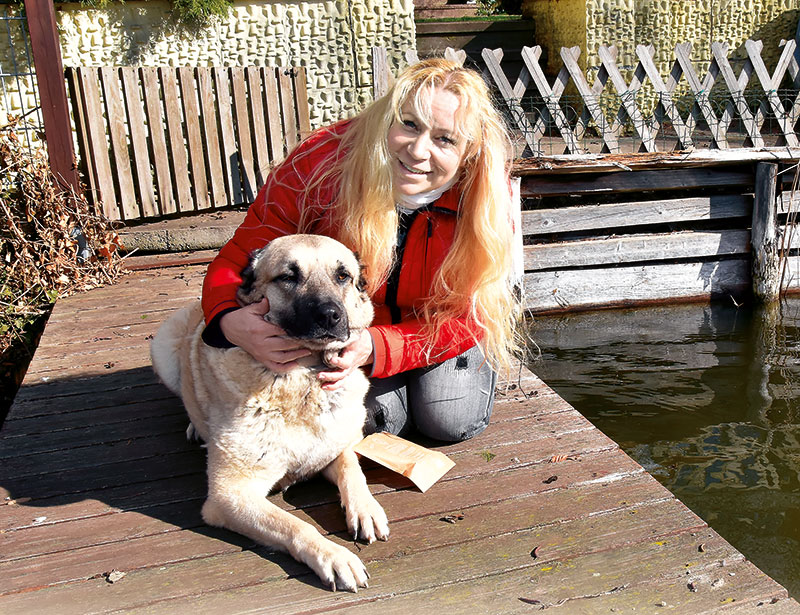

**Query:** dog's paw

left=304, top=539, right=370, bottom=592
left=344, top=493, right=390, bottom=544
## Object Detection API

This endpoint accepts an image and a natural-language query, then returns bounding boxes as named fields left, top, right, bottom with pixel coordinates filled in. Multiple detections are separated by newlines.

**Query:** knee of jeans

left=416, top=410, right=491, bottom=443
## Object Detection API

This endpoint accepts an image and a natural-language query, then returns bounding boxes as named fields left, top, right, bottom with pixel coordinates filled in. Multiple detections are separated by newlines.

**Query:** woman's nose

left=408, top=133, right=431, bottom=160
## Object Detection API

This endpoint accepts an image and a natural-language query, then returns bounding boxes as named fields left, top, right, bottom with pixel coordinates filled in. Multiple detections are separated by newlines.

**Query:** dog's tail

left=150, top=303, right=202, bottom=397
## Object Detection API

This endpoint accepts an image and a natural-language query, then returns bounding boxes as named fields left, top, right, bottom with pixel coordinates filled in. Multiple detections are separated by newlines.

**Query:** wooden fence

left=67, top=66, right=311, bottom=222
left=483, top=39, right=800, bottom=156
left=377, top=39, right=800, bottom=157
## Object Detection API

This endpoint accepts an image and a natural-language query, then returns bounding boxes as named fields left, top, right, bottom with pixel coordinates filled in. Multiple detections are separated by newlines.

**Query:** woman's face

left=387, top=87, right=468, bottom=197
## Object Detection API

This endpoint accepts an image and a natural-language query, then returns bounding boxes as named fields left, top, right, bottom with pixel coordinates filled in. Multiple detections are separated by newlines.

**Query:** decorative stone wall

left=1, top=0, right=415, bottom=130
left=523, top=0, right=800, bottom=81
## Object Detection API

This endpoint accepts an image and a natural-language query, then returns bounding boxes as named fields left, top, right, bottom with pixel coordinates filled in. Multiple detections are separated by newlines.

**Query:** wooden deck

left=1, top=263, right=798, bottom=614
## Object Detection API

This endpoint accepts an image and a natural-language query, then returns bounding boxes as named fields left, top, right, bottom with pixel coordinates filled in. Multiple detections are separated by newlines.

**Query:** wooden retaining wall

left=516, top=154, right=800, bottom=314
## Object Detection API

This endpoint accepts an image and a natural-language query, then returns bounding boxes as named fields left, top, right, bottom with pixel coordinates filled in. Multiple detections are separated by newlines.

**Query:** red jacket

left=201, top=121, right=480, bottom=378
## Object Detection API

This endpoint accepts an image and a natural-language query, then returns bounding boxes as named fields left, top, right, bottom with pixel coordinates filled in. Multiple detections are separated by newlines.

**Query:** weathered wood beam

left=752, top=161, right=781, bottom=302
left=523, top=195, right=751, bottom=236
left=512, top=149, right=800, bottom=176
left=23, top=0, right=80, bottom=193
left=520, top=167, right=753, bottom=198
left=525, top=229, right=750, bottom=271
left=524, top=259, right=750, bottom=313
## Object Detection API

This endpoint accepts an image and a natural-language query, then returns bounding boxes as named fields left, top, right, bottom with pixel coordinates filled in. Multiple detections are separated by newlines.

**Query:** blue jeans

left=364, top=345, right=497, bottom=442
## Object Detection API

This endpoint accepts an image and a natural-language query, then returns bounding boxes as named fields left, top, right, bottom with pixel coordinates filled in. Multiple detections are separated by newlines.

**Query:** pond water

left=526, top=299, right=800, bottom=599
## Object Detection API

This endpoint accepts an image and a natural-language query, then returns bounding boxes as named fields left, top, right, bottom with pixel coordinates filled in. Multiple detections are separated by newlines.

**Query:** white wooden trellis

left=373, top=39, right=800, bottom=157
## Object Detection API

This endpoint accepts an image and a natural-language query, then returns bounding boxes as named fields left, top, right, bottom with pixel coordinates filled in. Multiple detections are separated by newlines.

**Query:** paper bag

left=353, top=432, right=455, bottom=492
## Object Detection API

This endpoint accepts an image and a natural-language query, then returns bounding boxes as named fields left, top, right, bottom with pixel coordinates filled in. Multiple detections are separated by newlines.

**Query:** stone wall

left=1, top=0, right=415, bottom=130
left=523, top=0, right=800, bottom=81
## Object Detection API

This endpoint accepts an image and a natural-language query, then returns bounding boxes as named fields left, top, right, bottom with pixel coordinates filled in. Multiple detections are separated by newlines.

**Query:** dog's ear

left=353, top=252, right=368, bottom=294
left=237, top=249, right=264, bottom=305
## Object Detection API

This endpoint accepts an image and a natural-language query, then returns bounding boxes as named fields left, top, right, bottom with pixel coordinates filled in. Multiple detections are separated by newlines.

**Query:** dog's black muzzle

left=284, top=296, right=350, bottom=343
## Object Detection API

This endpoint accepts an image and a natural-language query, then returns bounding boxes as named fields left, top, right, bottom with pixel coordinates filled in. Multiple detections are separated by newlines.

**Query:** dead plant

left=0, top=116, right=123, bottom=360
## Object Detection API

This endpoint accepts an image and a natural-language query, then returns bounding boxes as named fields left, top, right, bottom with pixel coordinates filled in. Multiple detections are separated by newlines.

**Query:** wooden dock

left=1, top=262, right=798, bottom=614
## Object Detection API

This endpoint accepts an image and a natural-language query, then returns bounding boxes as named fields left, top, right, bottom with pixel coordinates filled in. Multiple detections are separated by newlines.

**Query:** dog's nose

left=317, top=302, right=342, bottom=329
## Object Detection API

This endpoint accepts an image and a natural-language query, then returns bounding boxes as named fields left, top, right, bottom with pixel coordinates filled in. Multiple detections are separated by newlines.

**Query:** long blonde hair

left=294, top=58, right=520, bottom=372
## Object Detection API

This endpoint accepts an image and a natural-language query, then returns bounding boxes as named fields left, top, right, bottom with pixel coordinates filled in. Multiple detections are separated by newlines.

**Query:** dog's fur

left=150, top=234, right=389, bottom=592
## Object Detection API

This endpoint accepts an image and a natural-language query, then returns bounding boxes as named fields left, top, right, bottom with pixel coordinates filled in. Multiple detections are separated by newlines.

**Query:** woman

left=201, top=58, right=520, bottom=442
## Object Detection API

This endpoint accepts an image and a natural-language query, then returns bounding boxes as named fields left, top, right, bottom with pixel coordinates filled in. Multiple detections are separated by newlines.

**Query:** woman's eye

left=438, top=135, right=456, bottom=146
left=403, top=119, right=417, bottom=130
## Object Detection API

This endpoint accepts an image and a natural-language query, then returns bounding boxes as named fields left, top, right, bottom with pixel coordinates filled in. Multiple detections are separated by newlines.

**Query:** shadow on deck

left=1, top=263, right=798, bottom=614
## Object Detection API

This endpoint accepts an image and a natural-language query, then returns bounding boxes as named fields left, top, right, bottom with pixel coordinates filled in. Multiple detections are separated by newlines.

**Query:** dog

left=150, top=234, right=389, bottom=592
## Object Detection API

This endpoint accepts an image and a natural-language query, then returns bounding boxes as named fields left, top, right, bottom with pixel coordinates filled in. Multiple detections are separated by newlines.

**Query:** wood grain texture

left=1, top=265, right=795, bottom=613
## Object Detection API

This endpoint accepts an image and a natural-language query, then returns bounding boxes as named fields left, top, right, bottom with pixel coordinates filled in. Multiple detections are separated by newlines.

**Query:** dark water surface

left=526, top=299, right=800, bottom=598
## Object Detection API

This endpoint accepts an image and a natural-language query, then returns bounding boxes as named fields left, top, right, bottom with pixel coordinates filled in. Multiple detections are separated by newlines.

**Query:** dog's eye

left=335, top=268, right=352, bottom=284
left=274, top=272, right=297, bottom=284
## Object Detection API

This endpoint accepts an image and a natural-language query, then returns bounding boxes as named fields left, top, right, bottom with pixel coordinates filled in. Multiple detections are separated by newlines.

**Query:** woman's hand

left=318, top=329, right=374, bottom=391
left=219, top=299, right=311, bottom=372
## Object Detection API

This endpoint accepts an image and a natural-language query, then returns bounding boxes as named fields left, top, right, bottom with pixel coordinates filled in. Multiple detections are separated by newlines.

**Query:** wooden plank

left=753, top=162, right=780, bottom=302
left=98, top=67, right=138, bottom=220
left=576, top=45, right=616, bottom=147
left=140, top=67, right=176, bottom=216
left=76, top=67, right=118, bottom=218
left=159, top=67, right=194, bottom=213
left=636, top=44, right=692, bottom=149
left=245, top=66, right=269, bottom=186
left=213, top=67, right=242, bottom=206
left=525, top=229, right=750, bottom=271
left=93, top=507, right=738, bottom=614
left=277, top=66, right=300, bottom=152
left=372, top=45, right=392, bottom=99
left=0, top=448, right=653, bottom=599
left=196, top=67, right=227, bottom=208
left=262, top=66, right=285, bottom=163
left=561, top=45, right=619, bottom=153
left=524, top=258, right=750, bottom=313
left=293, top=66, right=311, bottom=139
left=747, top=39, right=800, bottom=148
left=1, top=388, right=178, bottom=433
left=177, top=67, right=210, bottom=211
left=120, top=66, right=157, bottom=218
left=717, top=45, right=762, bottom=144
left=482, top=47, right=539, bottom=154
left=0, top=470, right=667, bottom=612
left=674, top=42, right=729, bottom=149
left=23, top=0, right=79, bottom=191
left=522, top=194, right=751, bottom=235
left=521, top=46, right=580, bottom=154
left=230, top=66, right=256, bottom=203
left=598, top=45, right=657, bottom=152
left=65, top=68, right=98, bottom=201
left=519, top=167, right=754, bottom=197
left=712, top=42, right=764, bottom=148
left=781, top=255, right=800, bottom=290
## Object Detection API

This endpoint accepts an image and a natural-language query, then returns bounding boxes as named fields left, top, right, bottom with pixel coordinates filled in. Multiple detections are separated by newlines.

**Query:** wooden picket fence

left=67, top=66, right=311, bottom=222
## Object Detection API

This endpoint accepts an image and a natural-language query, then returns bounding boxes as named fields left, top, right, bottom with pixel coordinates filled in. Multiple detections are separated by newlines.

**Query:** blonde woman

left=201, top=58, right=519, bottom=442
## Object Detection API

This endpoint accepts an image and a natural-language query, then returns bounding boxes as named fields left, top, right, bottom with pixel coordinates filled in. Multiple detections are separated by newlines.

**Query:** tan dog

left=150, top=234, right=389, bottom=592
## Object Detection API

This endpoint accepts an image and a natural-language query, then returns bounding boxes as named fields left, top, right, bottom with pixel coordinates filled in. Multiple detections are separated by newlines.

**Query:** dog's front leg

left=203, top=455, right=369, bottom=592
left=323, top=446, right=390, bottom=544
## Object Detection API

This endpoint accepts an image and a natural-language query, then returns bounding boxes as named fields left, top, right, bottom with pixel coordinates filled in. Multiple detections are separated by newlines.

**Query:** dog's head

left=237, top=234, right=373, bottom=350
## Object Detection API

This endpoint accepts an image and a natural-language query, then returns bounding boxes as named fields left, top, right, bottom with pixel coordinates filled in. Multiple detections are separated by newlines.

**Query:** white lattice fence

left=482, top=40, right=800, bottom=156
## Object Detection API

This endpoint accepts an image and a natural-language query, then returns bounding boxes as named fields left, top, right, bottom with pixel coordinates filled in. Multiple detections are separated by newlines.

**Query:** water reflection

left=527, top=299, right=800, bottom=598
